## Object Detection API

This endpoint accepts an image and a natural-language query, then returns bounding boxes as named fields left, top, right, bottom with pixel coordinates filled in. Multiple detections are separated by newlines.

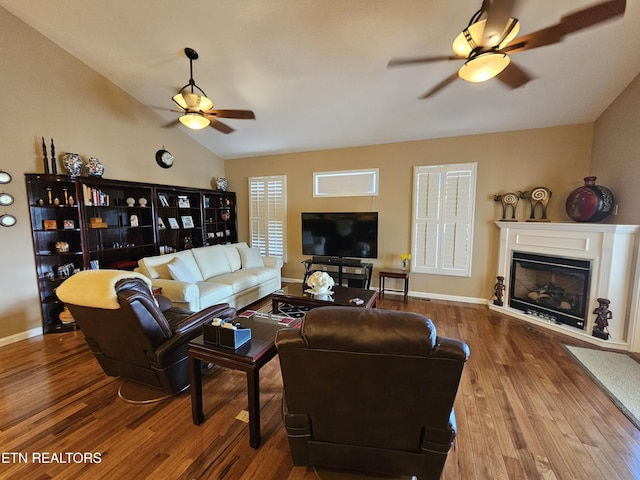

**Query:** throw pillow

left=167, top=257, right=199, bottom=283
left=239, top=247, right=265, bottom=269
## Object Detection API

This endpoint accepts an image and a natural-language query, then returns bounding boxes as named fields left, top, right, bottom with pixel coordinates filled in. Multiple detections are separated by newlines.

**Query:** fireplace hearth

left=509, top=252, right=591, bottom=329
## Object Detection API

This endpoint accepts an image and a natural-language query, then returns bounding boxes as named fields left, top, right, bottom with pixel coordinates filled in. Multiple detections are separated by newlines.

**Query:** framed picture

left=168, top=217, right=179, bottom=229
left=63, top=219, right=75, bottom=230
left=177, top=195, right=190, bottom=208
left=158, top=193, right=169, bottom=207
left=157, top=217, right=166, bottom=229
left=130, top=214, right=139, bottom=227
left=182, top=215, right=194, bottom=229
left=204, top=197, right=210, bottom=208
left=43, top=219, right=57, bottom=230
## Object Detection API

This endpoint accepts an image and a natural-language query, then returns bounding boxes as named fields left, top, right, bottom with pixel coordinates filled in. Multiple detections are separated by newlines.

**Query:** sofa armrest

left=148, top=278, right=199, bottom=305
left=264, top=256, right=283, bottom=269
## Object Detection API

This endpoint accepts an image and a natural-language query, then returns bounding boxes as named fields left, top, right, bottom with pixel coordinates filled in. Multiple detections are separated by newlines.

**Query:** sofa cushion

left=167, top=257, right=200, bottom=283
left=192, top=245, right=232, bottom=279
left=241, top=267, right=279, bottom=283
left=197, top=281, right=234, bottom=306
left=207, top=271, right=258, bottom=293
left=224, top=242, right=248, bottom=272
left=239, top=247, right=265, bottom=269
left=138, top=250, right=203, bottom=281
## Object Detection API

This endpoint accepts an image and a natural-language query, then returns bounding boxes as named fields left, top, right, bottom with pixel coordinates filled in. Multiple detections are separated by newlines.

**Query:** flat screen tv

left=301, top=212, right=378, bottom=259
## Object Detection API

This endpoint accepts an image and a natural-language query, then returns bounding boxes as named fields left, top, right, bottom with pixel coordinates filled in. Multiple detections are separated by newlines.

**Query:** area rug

left=251, top=300, right=310, bottom=318
left=563, top=345, right=640, bottom=429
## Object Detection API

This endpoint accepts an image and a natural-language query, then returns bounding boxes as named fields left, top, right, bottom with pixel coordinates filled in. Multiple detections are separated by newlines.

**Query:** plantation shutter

left=411, top=163, right=476, bottom=277
left=249, top=176, right=287, bottom=260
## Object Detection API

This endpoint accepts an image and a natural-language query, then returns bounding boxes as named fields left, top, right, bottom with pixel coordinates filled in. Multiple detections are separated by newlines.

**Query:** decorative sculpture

left=493, top=192, right=519, bottom=221
left=592, top=298, right=611, bottom=340
left=42, top=137, right=49, bottom=174
left=493, top=276, right=505, bottom=306
left=520, top=186, right=552, bottom=222
left=50, top=138, right=57, bottom=174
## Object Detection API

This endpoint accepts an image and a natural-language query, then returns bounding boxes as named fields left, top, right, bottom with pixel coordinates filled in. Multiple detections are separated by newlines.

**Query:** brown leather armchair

left=56, top=270, right=236, bottom=401
left=275, top=306, right=470, bottom=479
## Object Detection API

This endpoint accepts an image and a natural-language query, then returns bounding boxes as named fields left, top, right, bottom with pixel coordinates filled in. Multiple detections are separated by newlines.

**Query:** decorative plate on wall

left=0, top=171, right=11, bottom=184
left=0, top=193, right=14, bottom=206
left=0, top=213, right=16, bottom=227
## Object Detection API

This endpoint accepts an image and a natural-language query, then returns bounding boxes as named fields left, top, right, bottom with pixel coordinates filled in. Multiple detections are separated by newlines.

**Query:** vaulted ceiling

left=2, top=0, right=639, bottom=159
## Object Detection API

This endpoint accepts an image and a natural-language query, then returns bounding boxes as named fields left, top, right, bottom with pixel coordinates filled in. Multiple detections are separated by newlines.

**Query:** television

left=301, top=212, right=378, bottom=259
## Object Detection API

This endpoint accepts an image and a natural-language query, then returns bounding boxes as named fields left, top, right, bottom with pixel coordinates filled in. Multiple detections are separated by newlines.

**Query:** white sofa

left=135, top=242, right=283, bottom=311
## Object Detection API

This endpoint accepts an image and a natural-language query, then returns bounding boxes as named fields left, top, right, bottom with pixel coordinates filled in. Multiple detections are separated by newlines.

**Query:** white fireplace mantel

left=490, top=222, right=640, bottom=351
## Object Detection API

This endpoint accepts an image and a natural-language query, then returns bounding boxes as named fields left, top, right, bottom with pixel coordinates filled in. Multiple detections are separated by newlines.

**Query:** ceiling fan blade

left=559, top=0, right=625, bottom=35
left=205, top=109, right=256, bottom=119
left=496, top=62, right=533, bottom=89
left=204, top=115, right=235, bottom=134
left=483, top=0, right=518, bottom=46
left=503, top=0, right=625, bottom=54
left=162, top=118, right=182, bottom=128
left=388, top=55, right=463, bottom=68
left=419, top=72, right=459, bottom=99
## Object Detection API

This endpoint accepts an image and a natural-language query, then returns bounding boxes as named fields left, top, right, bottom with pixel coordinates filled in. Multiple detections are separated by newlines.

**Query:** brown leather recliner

left=56, top=270, right=236, bottom=399
left=275, top=306, right=470, bottom=480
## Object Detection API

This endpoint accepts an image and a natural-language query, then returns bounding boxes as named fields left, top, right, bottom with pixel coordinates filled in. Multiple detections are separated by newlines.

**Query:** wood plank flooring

left=1, top=294, right=639, bottom=479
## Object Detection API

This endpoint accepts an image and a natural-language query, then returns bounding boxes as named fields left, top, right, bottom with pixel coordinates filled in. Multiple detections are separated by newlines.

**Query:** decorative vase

left=63, top=153, right=83, bottom=179
left=216, top=177, right=228, bottom=191
left=86, top=156, right=105, bottom=177
left=565, top=176, right=615, bottom=222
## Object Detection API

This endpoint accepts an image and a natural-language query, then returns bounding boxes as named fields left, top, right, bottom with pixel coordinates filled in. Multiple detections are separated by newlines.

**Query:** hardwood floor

left=1, top=294, right=639, bottom=479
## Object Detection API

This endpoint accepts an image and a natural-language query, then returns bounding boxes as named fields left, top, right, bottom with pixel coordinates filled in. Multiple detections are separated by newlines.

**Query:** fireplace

left=509, top=252, right=591, bottom=329
left=492, top=222, right=640, bottom=350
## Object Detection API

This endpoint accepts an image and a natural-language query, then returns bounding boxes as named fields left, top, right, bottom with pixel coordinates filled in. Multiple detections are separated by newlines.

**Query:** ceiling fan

left=388, top=0, right=626, bottom=98
left=170, top=47, right=255, bottom=133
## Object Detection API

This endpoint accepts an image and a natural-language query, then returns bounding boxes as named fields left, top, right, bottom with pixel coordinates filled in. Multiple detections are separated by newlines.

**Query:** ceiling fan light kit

left=172, top=92, right=214, bottom=112
left=388, top=0, right=627, bottom=98
left=459, top=52, right=510, bottom=82
left=452, top=18, right=520, bottom=58
left=170, top=47, right=255, bottom=133
left=179, top=112, right=211, bottom=130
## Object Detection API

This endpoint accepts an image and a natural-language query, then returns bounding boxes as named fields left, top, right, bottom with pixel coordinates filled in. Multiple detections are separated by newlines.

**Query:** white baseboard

left=281, top=277, right=485, bottom=305
left=0, top=327, right=43, bottom=348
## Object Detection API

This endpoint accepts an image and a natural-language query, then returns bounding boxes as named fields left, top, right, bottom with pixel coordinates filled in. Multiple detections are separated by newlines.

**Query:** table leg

left=189, top=356, right=204, bottom=425
left=247, top=368, right=261, bottom=448
left=404, top=276, right=409, bottom=303
left=272, top=297, right=279, bottom=314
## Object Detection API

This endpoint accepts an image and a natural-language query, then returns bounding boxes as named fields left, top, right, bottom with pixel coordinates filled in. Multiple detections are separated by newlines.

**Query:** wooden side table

left=378, top=268, right=410, bottom=303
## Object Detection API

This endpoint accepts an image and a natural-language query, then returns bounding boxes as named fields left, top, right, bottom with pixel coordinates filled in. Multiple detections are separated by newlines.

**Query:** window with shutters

left=248, top=175, right=287, bottom=261
left=411, top=163, right=477, bottom=277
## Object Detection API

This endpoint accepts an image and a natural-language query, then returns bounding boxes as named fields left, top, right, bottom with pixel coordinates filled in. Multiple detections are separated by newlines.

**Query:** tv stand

left=303, top=258, right=373, bottom=289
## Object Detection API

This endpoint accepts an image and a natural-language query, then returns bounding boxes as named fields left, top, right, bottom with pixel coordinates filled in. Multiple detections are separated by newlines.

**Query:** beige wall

left=591, top=72, right=640, bottom=225
left=0, top=8, right=225, bottom=342
left=225, top=124, right=594, bottom=301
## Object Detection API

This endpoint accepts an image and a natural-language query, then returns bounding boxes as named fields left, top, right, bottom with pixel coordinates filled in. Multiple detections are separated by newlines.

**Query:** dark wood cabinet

left=25, top=174, right=237, bottom=332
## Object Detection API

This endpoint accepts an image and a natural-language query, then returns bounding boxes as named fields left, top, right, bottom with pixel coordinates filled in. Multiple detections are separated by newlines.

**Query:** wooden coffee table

left=272, top=283, right=377, bottom=313
left=188, top=315, right=284, bottom=449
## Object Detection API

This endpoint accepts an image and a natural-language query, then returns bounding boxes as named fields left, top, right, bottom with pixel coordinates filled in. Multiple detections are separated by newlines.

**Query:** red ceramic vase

left=565, top=176, right=614, bottom=222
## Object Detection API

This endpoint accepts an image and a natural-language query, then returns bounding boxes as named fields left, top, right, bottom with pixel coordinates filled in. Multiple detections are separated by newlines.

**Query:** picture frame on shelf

left=182, top=215, right=194, bottom=229
left=130, top=214, right=139, bottom=227
left=204, top=197, right=210, bottom=208
left=177, top=195, right=190, bottom=208
left=63, top=219, right=75, bottom=230
left=168, top=217, right=179, bottom=229
left=43, top=219, right=57, bottom=230
left=158, top=193, right=169, bottom=207
left=157, top=217, right=166, bottom=229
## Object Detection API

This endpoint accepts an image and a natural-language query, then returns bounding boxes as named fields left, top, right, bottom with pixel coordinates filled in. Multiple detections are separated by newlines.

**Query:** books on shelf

left=82, top=184, right=110, bottom=206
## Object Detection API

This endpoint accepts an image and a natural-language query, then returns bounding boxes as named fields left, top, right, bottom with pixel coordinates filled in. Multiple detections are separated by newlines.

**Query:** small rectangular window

left=313, top=168, right=379, bottom=197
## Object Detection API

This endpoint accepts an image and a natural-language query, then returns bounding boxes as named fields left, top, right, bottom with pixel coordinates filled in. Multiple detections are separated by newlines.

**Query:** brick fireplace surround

left=490, top=222, right=640, bottom=351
